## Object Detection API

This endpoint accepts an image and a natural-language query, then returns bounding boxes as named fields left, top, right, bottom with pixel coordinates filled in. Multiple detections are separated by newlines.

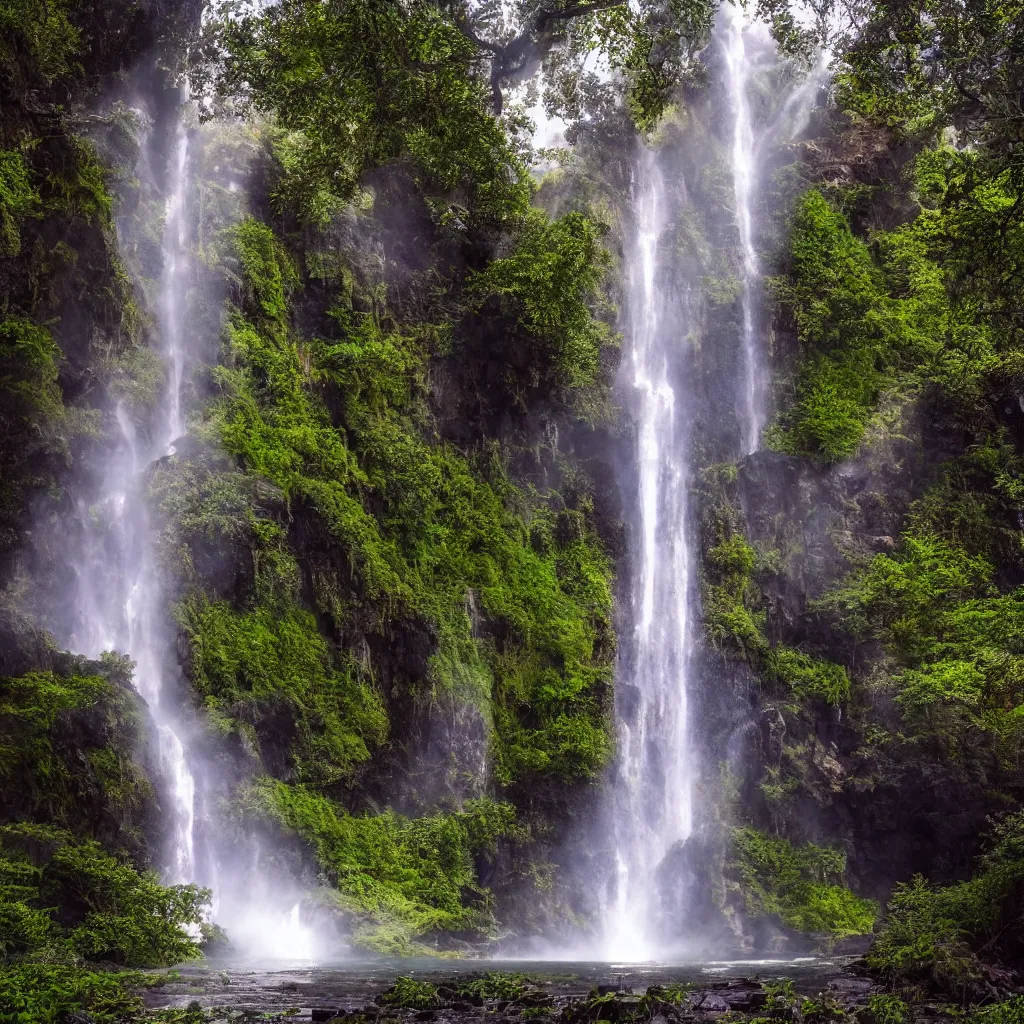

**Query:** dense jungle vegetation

left=2, top=0, right=1024, bottom=1020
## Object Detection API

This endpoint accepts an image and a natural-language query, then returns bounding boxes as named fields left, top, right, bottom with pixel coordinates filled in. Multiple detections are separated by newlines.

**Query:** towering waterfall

left=601, top=152, right=694, bottom=961
left=62, top=98, right=321, bottom=959
left=596, top=3, right=831, bottom=961
left=69, top=121, right=198, bottom=884
left=722, top=3, right=764, bottom=455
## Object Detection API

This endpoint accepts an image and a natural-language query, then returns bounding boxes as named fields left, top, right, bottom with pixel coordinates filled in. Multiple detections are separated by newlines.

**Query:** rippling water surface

left=148, top=953, right=852, bottom=1016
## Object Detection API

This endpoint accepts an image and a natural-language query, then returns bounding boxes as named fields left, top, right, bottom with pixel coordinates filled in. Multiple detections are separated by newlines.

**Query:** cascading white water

left=68, top=123, right=198, bottom=883
left=722, top=2, right=764, bottom=456
left=600, top=152, right=694, bottom=961
left=62, top=102, right=324, bottom=958
left=594, top=7, right=833, bottom=962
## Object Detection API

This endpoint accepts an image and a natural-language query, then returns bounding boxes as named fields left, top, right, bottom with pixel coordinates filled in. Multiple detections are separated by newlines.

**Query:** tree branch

left=457, top=0, right=626, bottom=114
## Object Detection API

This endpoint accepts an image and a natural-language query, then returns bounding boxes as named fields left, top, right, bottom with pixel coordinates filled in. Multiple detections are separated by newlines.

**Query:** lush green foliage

left=179, top=216, right=615, bottom=789
left=207, top=0, right=533, bottom=227
left=247, top=780, right=520, bottom=951
left=0, top=0, right=79, bottom=95
left=466, top=208, right=615, bottom=414
left=867, top=812, right=1024, bottom=999
left=0, top=962, right=145, bottom=1024
left=0, top=660, right=152, bottom=844
left=379, top=976, right=443, bottom=1009
left=0, top=824, right=206, bottom=967
left=729, top=827, right=877, bottom=939
left=701, top=514, right=849, bottom=707
left=825, top=531, right=1024, bottom=754
left=0, top=151, right=38, bottom=256
left=0, top=320, right=71, bottom=548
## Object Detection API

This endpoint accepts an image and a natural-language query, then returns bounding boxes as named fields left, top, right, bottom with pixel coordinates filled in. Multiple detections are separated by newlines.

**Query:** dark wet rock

left=715, top=981, right=768, bottom=1011
left=313, top=1011, right=345, bottom=1023
left=696, top=994, right=730, bottom=1013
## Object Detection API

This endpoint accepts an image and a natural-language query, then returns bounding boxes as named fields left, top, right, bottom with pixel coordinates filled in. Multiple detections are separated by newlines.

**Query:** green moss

left=0, top=150, right=39, bottom=256
left=729, top=826, right=877, bottom=940
left=767, top=648, right=851, bottom=706
left=245, top=780, right=520, bottom=952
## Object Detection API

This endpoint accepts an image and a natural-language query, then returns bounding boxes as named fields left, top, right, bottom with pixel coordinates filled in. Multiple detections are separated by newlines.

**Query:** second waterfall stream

left=63, top=95, right=319, bottom=960
left=598, top=2, right=828, bottom=958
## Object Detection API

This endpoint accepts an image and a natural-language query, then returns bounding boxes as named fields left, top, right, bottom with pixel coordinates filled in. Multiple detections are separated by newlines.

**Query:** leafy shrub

left=867, top=813, right=1024, bottom=1000
left=0, top=962, right=144, bottom=1024
left=730, top=826, right=877, bottom=939
left=0, top=824, right=207, bottom=967
left=0, top=150, right=38, bottom=256
left=467, top=208, right=615, bottom=410
left=702, top=533, right=769, bottom=659
left=379, top=977, right=441, bottom=1010
left=186, top=218, right=616, bottom=789
left=768, top=648, right=851, bottom=706
left=825, top=532, right=1024, bottom=750
left=866, top=995, right=909, bottom=1024
left=245, top=781, right=520, bottom=952
left=0, top=661, right=151, bottom=839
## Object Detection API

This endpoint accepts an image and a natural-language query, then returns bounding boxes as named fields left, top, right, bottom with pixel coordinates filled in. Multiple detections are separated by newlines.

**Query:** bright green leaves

left=190, top=216, right=616, bottom=790
left=769, top=189, right=920, bottom=462
left=828, top=533, right=996, bottom=660
left=247, top=781, right=519, bottom=952
left=729, top=826, right=877, bottom=939
left=770, top=164, right=1020, bottom=462
left=233, top=218, right=299, bottom=324
left=703, top=533, right=769, bottom=660
left=867, top=812, right=1024, bottom=998
left=0, top=151, right=39, bottom=257
left=210, top=0, right=532, bottom=227
left=0, top=824, right=207, bottom=968
left=767, top=648, right=851, bottom=707
left=181, top=598, right=388, bottom=787
left=0, top=0, right=80, bottom=93
left=825, top=531, right=1024, bottom=751
left=0, top=663, right=152, bottom=840
left=467, top=209, right=615, bottom=414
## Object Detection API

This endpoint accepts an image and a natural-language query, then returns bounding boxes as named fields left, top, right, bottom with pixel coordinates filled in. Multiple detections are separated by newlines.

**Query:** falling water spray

left=722, top=2, right=764, bottom=456
left=594, top=3, right=832, bottom=961
left=600, top=151, right=695, bottom=961
left=63, top=88, right=323, bottom=959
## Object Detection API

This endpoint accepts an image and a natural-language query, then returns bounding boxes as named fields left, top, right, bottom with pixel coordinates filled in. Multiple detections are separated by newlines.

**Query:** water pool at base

left=146, top=953, right=856, bottom=1016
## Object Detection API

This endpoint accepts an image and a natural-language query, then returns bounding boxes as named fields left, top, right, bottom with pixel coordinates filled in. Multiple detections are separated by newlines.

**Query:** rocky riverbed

left=139, top=958, right=897, bottom=1024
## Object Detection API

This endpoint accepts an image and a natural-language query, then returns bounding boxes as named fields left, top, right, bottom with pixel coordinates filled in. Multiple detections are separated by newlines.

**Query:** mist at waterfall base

left=49, top=89, right=326, bottom=963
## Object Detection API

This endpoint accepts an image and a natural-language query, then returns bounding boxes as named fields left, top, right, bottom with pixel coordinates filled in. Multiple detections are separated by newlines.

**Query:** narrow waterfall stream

left=598, top=2, right=830, bottom=960
left=601, top=153, right=694, bottom=961
left=722, top=3, right=765, bottom=455
left=69, top=121, right=198, bottom=886
left=62, top=98, right=321, bottom=959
